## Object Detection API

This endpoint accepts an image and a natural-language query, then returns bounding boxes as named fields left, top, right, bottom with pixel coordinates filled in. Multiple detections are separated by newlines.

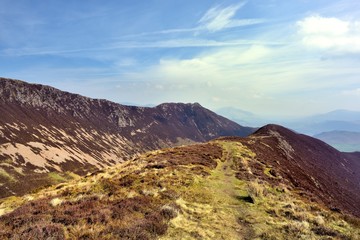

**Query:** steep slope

left=0, top=128, right=359, bottom=239
left=0, top=77, right=254, bottom=198
left=241, top=124, right=360, bottom=217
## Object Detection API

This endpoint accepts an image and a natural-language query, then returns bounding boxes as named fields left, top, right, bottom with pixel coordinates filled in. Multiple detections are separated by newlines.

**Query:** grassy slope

left=0, top=140, right=359, bottom=239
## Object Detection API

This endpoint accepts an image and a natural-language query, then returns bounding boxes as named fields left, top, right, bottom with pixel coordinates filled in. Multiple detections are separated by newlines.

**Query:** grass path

left=161, top=142, right=254, bottom=240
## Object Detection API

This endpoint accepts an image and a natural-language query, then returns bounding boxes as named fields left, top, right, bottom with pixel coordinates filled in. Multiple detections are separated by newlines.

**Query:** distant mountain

left=216, top=107, right=269, bottom=127
left=284, top=110, right=360, bottom=135
left=287, top=120, right=360, bottom=135
left=216, top=108, right=360, bottom=134
left=0, top=77, right=254, bottom=198
left=0, top=124, right=359, bottom=239
left=314, top=130, right=360, bottom=152
left=308, top=109, right=360, bottom=122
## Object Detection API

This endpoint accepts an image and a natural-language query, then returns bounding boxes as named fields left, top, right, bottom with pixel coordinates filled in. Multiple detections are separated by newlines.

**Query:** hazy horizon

left=1, top=0, right=360, bottom=117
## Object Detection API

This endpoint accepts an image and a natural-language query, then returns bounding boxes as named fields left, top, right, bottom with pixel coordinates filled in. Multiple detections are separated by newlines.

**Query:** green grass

left=1, top=158, right=13, bottom=164
left=0, top=168, right=16, bottom=182
left=48, top=172, right=67, bottom=182
left=47, top=171, right=78, bottom=185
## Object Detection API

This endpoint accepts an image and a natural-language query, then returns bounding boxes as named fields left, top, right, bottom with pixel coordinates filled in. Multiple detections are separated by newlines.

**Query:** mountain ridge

left=0, top=77, right=254, bottom=198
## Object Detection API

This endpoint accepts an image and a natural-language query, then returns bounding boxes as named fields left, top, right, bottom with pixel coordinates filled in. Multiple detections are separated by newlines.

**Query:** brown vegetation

left=0, top=125, right=360, bottom=239
left=0, top=143, right=221, bottom=239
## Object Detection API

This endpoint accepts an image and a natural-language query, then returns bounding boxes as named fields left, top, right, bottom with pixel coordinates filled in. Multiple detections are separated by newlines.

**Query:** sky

left=1, top=0, right=360, bottom=117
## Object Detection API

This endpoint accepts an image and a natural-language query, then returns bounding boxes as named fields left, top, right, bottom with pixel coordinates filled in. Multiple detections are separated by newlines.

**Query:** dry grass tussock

left=0, top=143, right=221, bottom=239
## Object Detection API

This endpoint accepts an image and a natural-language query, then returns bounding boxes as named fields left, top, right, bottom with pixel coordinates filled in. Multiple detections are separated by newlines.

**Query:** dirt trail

left=161, top=142, right=253, bottom=240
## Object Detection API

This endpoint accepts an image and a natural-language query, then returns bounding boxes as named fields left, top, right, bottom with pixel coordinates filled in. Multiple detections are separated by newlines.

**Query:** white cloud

left=298, top=16, right=349, bottom=36
left=207, top=45, right=271, bottom=64
left=117, top=42, right=360, bottom=116
left=140, top=45, right=273, bottom=84
left=199, top=3, right=264, bottom=32
left=297, top=15, right=360, bottom=53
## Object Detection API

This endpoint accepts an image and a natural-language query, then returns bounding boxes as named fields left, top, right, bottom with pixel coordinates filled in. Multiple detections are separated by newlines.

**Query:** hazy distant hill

left=308, top=109, right=360, bottom=122
left=216, top=107, right=270, bottom=127
left=314, top=131, right=360, bottom=152
left=0, top=77, right=254, bottom=198
left=218, top=107, right=360, bottom=152
left=0, top=124, right=359, bottom=239
left=285, top=110, right=360, bottom=135
left=218, top=107, right=360, bottom=133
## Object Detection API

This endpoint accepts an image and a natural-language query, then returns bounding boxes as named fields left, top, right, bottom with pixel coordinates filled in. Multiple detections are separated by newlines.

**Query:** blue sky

left=1, top=0, right=360, bottom=117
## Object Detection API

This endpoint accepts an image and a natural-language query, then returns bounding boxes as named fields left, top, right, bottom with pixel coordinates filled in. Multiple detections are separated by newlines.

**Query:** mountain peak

left=253, top=124, right=296, bottom=136
left=156, top=102, right=202, bottom=109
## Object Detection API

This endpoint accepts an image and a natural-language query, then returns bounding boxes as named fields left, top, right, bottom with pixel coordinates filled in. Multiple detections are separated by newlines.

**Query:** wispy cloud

left=117, top=2, right=264, bottom=39
left=1, top=2, right=267, bottom=58
left=198, top=2, right=263, bottom=32
left=2, top=39, right=283, bottom=57
left=110, top=38, right=281, bottom=49
left=199, top=3, right=245, bottom=32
